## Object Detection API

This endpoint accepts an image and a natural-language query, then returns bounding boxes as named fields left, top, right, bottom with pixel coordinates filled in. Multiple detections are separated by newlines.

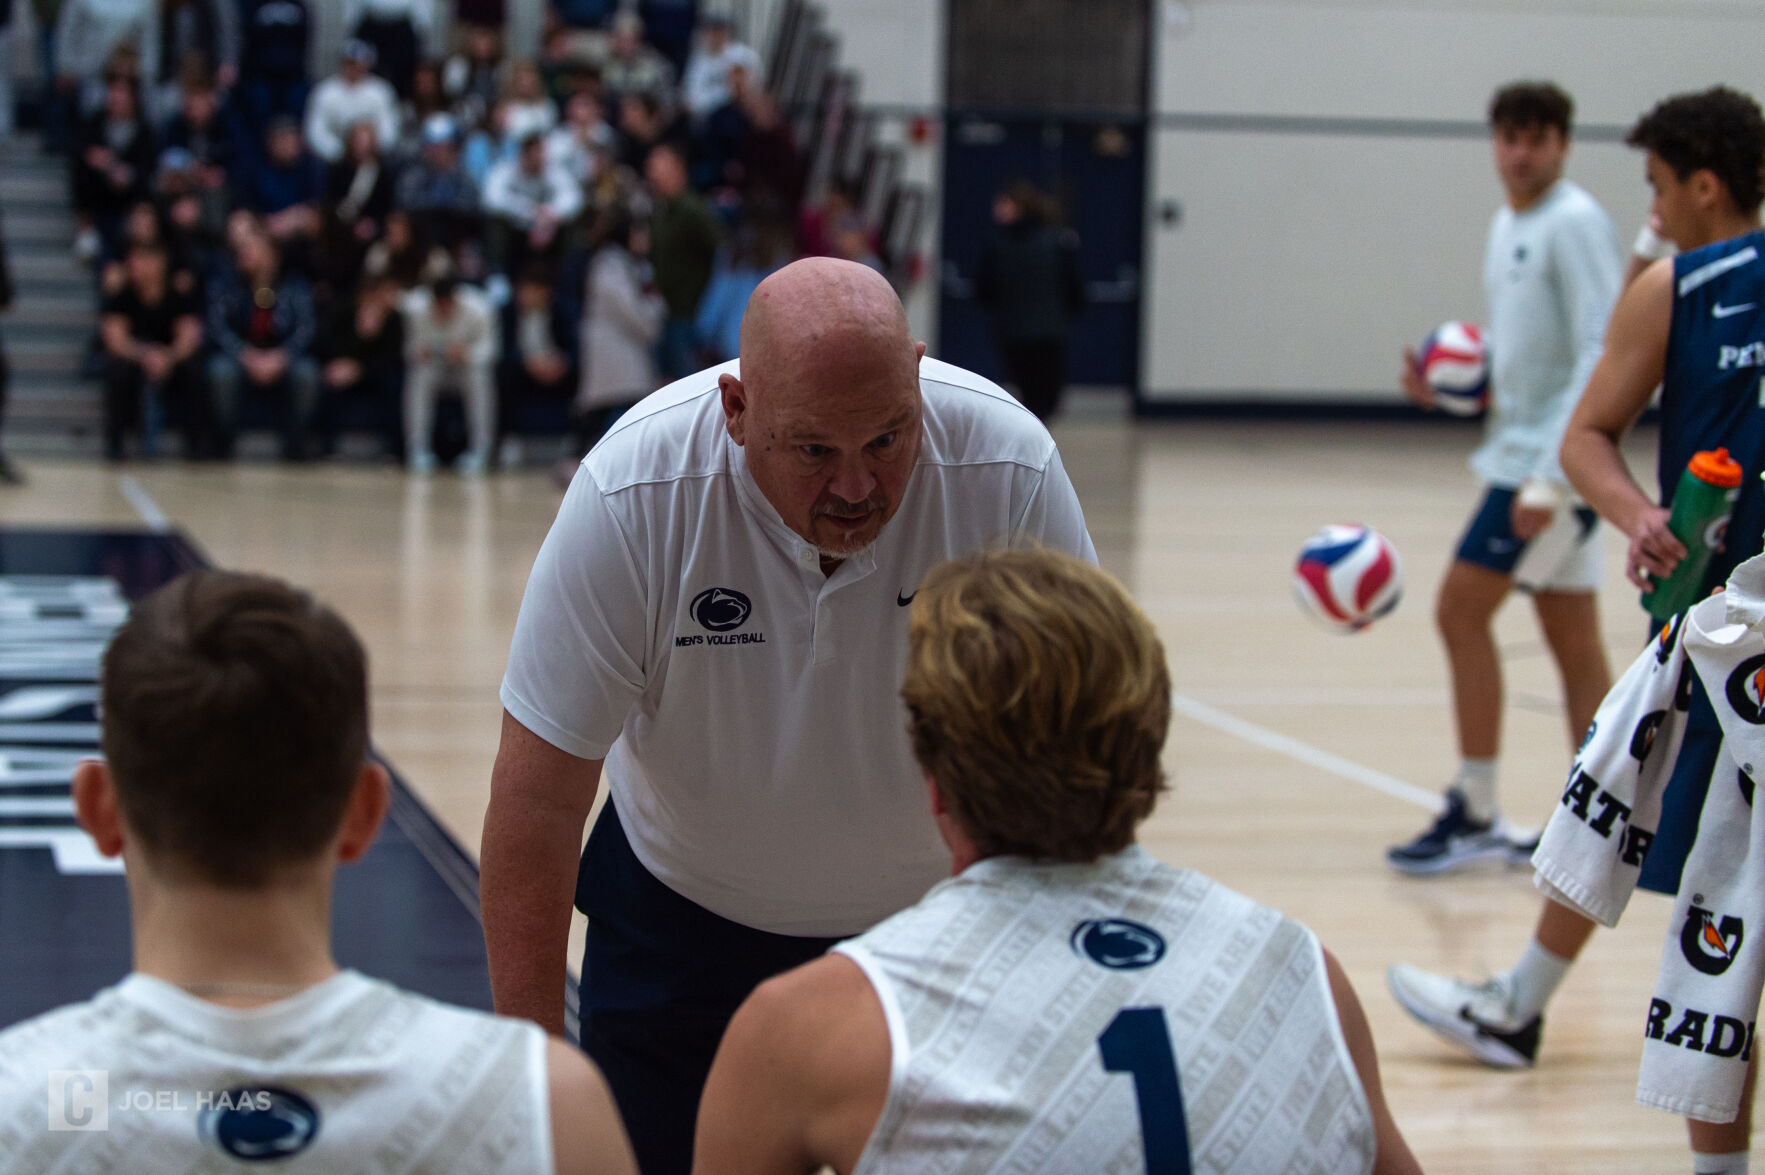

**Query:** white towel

left=1635, top=559, right=1765, bottom=1123
left=1531, top=608, right=1693, bottom=927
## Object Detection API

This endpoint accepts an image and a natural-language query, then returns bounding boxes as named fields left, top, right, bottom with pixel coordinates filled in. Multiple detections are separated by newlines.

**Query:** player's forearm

left=480, top=795, right=584, bottom=1036
left=1561, top=421, right=1655, bottom=537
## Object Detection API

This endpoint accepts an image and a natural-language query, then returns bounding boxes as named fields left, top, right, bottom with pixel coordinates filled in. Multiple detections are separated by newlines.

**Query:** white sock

left=1454, top=758, right=1499, bottom=822
left=1505, top=940, right=1572, bottom=1021
left=1692, top=1151, right=1748, bottom=1175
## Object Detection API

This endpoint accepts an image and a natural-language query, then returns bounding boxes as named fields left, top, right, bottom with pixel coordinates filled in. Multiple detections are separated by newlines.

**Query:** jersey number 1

left=1098, top=1007, right=1192, bottom=1174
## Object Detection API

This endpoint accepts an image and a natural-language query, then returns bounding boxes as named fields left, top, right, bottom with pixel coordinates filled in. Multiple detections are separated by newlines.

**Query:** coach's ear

left=336, top=762, right=391, bottom=865
left=72, top=759, right=125, bottom=858
left=719, top=373, right=749, bottom=446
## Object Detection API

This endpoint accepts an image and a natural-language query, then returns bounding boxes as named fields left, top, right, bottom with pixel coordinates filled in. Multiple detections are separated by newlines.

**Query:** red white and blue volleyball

left=1293, top=525, right=1403, bottom=632
left=1419, top=320, right=1489, bottom=417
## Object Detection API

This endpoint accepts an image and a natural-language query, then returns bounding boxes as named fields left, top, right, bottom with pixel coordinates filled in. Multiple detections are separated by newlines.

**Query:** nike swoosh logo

left=897, top=591, right=917, bottom=607
left=1714, top=302, right=1757, bottom=318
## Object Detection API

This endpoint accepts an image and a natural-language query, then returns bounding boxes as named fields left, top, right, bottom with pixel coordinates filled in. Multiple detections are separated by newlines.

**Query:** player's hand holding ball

left=1407, top=321, right=1490, bottom=416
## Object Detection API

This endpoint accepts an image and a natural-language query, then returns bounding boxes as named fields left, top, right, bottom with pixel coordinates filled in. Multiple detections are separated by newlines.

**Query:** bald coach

left=481, top=258, right=1096, bottom=1175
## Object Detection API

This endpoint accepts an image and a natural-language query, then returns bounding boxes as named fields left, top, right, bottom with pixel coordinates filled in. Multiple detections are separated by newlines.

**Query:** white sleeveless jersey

left=837, top=847, right=1376, bottom=1175
left=0, top=970, right=553, bottom=1173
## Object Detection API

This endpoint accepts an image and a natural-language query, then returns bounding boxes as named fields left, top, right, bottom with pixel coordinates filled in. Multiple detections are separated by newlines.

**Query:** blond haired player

left=693, top=549, right=1419, bottom=1174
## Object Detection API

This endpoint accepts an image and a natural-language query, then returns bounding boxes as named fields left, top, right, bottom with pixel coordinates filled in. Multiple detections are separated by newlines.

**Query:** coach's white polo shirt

left=501, top=357, right=1096, bottom=936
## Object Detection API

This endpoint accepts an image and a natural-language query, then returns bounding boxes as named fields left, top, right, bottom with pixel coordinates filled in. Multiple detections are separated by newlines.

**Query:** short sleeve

left=500, top=469, right=650, bottom=760
left=1013, top=446, right=1098, bottom=565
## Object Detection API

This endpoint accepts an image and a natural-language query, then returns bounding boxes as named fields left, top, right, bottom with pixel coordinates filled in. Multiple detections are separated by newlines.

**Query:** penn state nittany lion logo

left=691, top=587, right=752, bottom=633
left=1681, top=905, right=1745, bottom=977
left=197, top=1087, right=320, bottom=1161
left=1070, top=918, right=1167, bottom=971
left=1726, top=655, right=1765, bottom=725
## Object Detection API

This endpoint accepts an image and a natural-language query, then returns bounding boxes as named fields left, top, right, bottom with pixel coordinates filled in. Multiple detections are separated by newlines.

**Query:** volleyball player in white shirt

left=0, top=571, right=634, bottom=1175
left=1390, top=81, right=1621, bottom=875
left=483, top=258, right=1095, bottom=1175
left=693, top=548, right=1420, bottom=1175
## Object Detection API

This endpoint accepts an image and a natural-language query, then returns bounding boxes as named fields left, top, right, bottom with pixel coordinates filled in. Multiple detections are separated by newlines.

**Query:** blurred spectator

left=32, top=0, right=70, bottom=150
left=323, top=120, right=396, bottom=286
left=154, top=0, right=238, bottom=111
left=645, top=141, right=716, bottom=380
left=154, top=150, right=227, bottom=281
left=205, top=221, right=318, bottom=459
left=635, top=0, right=694, bottom=76
left=239, top=115, right=322, bottom=254
left=401, top=267, right=497, bottom=474
left=550, top=0, right=614, bottom=31
left=599, top=10, right=673, bottom=106
left=237, top=0, right=311, bottom=129
left=580, top=135, right=641, bottom=249
left=545, top=89, right=609, bottom=185
left=797, top=180, right=864, bottom=258
left=362, top=206, right=425, bottom=288
left=318, top=269, right=404, bottom=457
left=484, top=129, right=581, bottom=273
left=395, top=112, right=480, bottom=251
left=72, top=70, right=156, bottom=264
left=572, top=213, right=659, bottom=464
left=538, top=25, right=600, bottom=106
left=681, top=15, right=759, bottom=123
left=160, top=64, right=233, bottom=179
left=733, top=86, right=801, bottom=216
left=499, top=262, right=574, bottom=448
left=305, top=39, right=399, bottom=163
left=441, top=23, right=500, bottom=129
left=55, top=0, right=155, bottom=117
left=99, top=240, right=201, bottom=458
left=453, top=0, right=502, bottom=36
left=343, top=0, right=429, bottom=99
left=497, top=59, right=557, bottom=149
left=694, top=197, right=790, bottom=361
left=615, top=90, right=680, bottom=173
left=404, top=58, right=447, bottom=125
left=974, top=179, right=1085, bottom=422
left=99, top=199, right=192, bottom=296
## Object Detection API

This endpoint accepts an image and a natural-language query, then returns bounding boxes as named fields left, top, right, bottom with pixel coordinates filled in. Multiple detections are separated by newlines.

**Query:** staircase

left=2, top=137, right=102, bottom=451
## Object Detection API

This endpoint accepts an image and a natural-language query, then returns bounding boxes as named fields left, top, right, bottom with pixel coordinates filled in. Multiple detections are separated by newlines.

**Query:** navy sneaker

left=1386, top=788, right=1512, bottom=875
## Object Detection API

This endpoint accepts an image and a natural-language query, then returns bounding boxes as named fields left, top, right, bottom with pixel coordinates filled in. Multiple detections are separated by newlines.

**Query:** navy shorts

left=574, top=800, right=841, bottom=1175
left=1455, top=486, right=1600, bottom=589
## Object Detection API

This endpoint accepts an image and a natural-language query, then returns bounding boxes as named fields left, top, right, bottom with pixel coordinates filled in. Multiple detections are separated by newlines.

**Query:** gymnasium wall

left=1145, top=0, right=1765, bottom=404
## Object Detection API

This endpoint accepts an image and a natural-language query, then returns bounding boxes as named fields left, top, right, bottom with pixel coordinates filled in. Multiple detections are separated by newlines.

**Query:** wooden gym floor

left=0, top=414, right=1703, bottom=1172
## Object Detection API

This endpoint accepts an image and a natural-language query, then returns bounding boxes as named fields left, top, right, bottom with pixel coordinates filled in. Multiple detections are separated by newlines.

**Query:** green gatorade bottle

left=1642, top=447, right=1744, bottom=622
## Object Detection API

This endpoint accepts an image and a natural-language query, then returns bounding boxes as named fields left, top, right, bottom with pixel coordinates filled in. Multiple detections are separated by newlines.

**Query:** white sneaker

left=1386, top=964, right=1542, bottom=1068
left=456, top=451, right=487, bottom=477
left=408, top=451, right=437, bottom=475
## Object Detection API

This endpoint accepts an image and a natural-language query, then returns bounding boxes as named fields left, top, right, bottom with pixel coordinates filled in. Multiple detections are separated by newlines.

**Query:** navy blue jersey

left=1661, top=230, right=1765, bottom=588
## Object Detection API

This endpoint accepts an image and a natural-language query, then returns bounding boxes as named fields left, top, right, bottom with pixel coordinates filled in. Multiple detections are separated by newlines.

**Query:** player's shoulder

left=917, top=357, right=1057, bottom=473
left=583, top=361, right=738, bottom=495
left=1674, top=229, right=1765, bottom=293
left=0, top=989, right=128, bottom=1098
left=1549, top=180, right=1610, bottom=219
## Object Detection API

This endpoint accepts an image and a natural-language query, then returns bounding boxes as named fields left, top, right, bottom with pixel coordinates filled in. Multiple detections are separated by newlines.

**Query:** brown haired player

left=0, top=570, right=635, bottom=1174
left=692, top=548, right=1419, bottom=1175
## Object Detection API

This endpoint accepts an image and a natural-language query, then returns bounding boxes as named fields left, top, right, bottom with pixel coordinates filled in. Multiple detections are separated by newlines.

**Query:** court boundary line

left=117, top=476, right=170, bottom=532
left=1169, top=692, right=1437, bottom=809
